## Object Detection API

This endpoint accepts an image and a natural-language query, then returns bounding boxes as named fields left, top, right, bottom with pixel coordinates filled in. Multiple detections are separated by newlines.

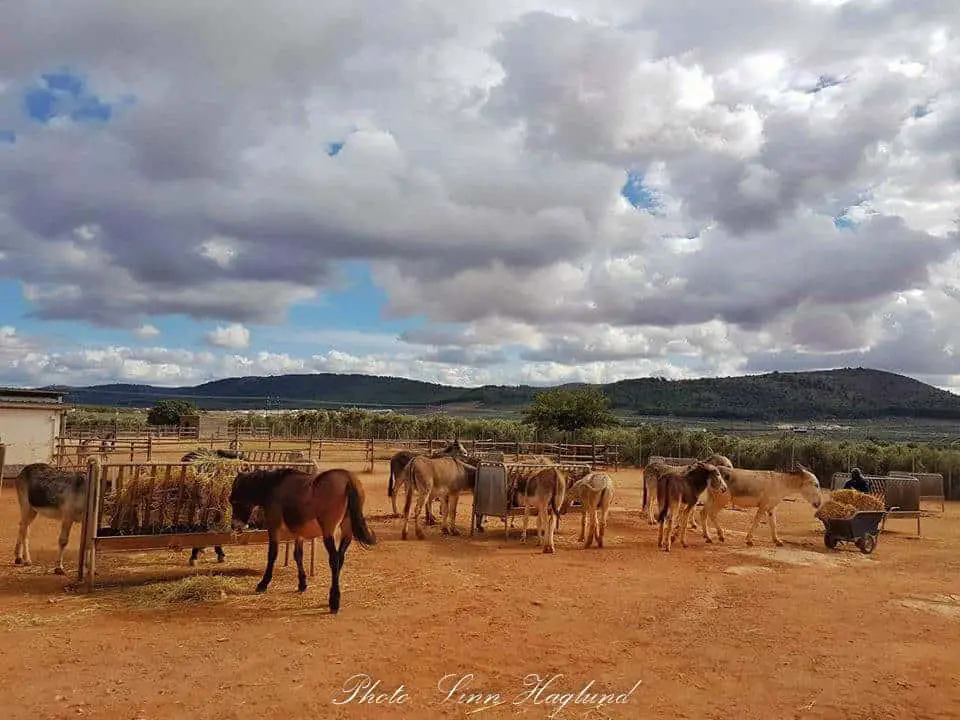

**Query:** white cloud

left=204, top=323, right=250, bottom=350
left=133, top=323, right=160, bottom=339
left=0, top=0, right=957, bottom=389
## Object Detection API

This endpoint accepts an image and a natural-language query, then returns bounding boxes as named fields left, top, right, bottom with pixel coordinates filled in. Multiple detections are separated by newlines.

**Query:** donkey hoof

left=775, top=540, right=784, bottom=547
left=14, top=558, right=23, bottom=566
left=255, top=582, right=269, bottom=594
left=415, top=528, right=425, bottom=540
left=449, top=528, right=461, bottom=536
left=217, top=555, right=226, bottom=564
left=704, top=537, right=713, bottom=544
left=440, top=526, right=449, bottom=536
left=188, top=558, right=197, bottom=567
left=298, top=583, right=308, bottom=594
left=53, top=566, right=66, bottom=576
left=543, top=546, right=554, bottom=554
left=745, top=539, right=754, bottom=547
left=718, top=535, right=726, bottom=543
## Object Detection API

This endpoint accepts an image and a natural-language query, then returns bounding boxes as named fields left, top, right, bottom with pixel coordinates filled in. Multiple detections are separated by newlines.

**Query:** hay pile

left=830, top=488, right=885, bottom=511
left=125, top=575, right=247, bottom=606
left=105, top=450, right=246, bottom=535
left=816, top=500, right=858, bottom=521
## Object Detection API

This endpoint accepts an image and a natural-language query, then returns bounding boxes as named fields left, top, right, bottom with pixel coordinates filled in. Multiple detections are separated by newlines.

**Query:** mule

left=695, top=463, right=823, bottom=547
left=14, top=463, right=109, bottom=575
left=566, top=471, right=614, bottom=549
left=182, top=449, right=246, bottom=566
left=229, top=467, right=377, bottom=614
left=656, top=462, right=728, bottom=552
left=399, top=447, right=477, bottom=540
left=509, top=466, right=566, bottom=553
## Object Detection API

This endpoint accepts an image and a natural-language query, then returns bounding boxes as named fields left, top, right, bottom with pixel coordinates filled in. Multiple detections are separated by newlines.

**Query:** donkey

left=510, top=466, right=567, bottom=553
left=695, top=463, right=823, bottom=547
left=229, top=467, right=377, bottom=614
left=14, top=463, right=110, bottom=575
left=642, top=453, right=733, bottom=528
left=399, top=444, right=477, bottom=540
left=182, top=448, right=246, bottom=566
left=387, top=442, right=472, bottom=523
left=566, top=471, right=614, bottom=549
left=656, top=461, right=728, bottom=552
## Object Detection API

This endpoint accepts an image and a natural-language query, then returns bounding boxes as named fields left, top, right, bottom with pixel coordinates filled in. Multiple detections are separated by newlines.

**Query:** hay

left=815, top=500, right=858, bottom=521
left=830, top=488, right=885, bottom=511
left=104, top=451, right=246, bottom=534
left=124, top=575, right=247, bottom=607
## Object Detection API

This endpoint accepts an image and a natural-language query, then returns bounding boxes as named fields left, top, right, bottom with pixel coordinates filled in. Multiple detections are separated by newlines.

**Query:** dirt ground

left=2, top=451, right=960, bottom=720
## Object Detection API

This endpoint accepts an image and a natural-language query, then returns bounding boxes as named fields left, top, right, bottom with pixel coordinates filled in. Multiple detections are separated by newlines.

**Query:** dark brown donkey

left=656, top=461, right=728, bottom=553
left=229, top=467, right=377, bottom=614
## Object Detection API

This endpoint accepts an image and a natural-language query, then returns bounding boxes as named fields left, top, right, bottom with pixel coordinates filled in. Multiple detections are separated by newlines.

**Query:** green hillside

left=43, top=367, right=960, bottom=421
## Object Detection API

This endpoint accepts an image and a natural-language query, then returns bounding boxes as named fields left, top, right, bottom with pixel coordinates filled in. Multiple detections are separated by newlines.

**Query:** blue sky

left=3, top=69, right=660, bottom=372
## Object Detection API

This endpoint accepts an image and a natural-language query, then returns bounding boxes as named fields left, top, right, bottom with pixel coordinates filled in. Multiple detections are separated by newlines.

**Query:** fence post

left=147, top=436, right=153, bottom=461
left=592, top=441, right=597, bottom=469
left=0, top=443, right=5, bottom=496
left=317, top=439, right=323, bottom=464
left=367, top=439, right=375, bottom=473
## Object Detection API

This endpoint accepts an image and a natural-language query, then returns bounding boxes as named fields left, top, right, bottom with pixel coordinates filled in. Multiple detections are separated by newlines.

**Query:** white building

left=0, top=388, right=67, bottom=476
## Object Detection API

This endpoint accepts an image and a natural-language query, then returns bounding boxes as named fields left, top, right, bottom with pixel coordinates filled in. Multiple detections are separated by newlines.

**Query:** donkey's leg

left=744, top=506, right=765, bottom=546
left=400, top=482, right=416, bottom=540
left=677, top=505, right=693, bottom=549
left=520, top=502, right=530, bottom=543
left=323, top=535, right=342, bottom=614
left=293, top=539, right=307, bottom=593
left=215, top=545, right=226, bottom=563
left=598, top=503, right=608, bottom=548
left=15, top=507, right=38, bottom=566
left=578, top=506, right=586, bottom=543
left=767, top=507, right=783, bottom=546
left=543, top=508, right=557, bottom=555
left=412, top=490, right=430, bottom=540
left=664, top=500, right=679, bottom=552
left=256, top=531, right=280, bottom=593
left=54, top=516, right=74, bottom=575
left=188, top=547, right=202, bottom=566
left=646, top=479, right=658, bottom=525
left=447, top=493, right=462, bottom=536
left=583, top=505, right=595, bottom=548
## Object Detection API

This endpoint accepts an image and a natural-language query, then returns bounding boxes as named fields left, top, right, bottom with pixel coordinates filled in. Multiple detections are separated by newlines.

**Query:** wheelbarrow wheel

left=857, top=533, right=877, bottom=555
left=824, top=533, right=838, bottom=549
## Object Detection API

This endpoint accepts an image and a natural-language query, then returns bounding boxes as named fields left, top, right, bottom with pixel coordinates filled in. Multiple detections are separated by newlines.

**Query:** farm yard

left=2, top=439, right=960, bottom=720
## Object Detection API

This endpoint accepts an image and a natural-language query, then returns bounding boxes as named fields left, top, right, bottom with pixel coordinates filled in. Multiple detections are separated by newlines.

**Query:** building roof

left=0, top=387, right=65, bottom=402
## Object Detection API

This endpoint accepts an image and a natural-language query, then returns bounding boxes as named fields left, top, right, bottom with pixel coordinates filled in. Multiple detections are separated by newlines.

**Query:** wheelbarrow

left=819, top=510, right=886, bottom=554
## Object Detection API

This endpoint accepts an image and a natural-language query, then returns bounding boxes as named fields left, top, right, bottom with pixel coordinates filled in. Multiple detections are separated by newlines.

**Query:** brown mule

left=229, top=467, right=377, bottom=614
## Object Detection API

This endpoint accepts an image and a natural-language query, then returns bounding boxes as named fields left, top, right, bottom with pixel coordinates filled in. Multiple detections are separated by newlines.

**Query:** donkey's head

left=792, top=463, right=822, bottom=509
left=691, top=461, right=728, bottom=495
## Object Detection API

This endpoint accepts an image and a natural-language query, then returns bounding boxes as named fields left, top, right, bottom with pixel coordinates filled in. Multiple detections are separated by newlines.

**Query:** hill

left=41, top=367, right=960, bottom=421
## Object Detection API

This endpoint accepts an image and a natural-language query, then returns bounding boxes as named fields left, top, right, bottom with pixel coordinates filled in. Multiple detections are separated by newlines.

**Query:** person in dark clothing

left=844, top=467, right=870, bottom=493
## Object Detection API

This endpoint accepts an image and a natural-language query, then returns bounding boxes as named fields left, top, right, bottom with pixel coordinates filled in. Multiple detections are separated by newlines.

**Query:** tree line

left=65, top=390, right=960, bottom=496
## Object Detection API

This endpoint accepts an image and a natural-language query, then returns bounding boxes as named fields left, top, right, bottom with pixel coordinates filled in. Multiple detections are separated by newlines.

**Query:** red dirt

left=2, top=459, right=960, bottom=720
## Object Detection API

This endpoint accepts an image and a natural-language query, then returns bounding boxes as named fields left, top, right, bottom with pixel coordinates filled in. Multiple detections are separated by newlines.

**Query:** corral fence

left=77, top=456, right=322, bottom=591
left=55, top=436, right=619, bottom=473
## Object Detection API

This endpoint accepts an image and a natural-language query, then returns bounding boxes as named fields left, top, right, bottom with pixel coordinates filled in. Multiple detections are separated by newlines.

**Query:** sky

left=0, top=1, right=959, bottom=392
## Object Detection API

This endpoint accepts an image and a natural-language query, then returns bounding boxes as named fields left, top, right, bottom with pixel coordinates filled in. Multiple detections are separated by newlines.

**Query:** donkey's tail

left=550, top=475, right=564, bottom=525
left=346, top=477, right=377, bottom=547
left=387, top=464, right=396, bottom=498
